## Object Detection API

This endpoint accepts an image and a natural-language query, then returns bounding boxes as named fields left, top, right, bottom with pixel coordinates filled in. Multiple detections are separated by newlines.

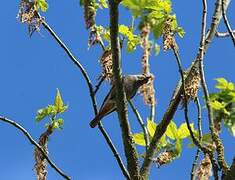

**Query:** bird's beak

left=138, top=74, right=153, bottom=85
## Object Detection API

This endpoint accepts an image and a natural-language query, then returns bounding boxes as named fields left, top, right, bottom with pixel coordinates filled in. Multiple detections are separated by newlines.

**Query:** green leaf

left=174, top=139, right=182, bottom=156
left=165, top=121, right=178, bottom=140
left=187, top=133, right=212, bottom=148
left=122, top=0, right=142, bottom=17
left=215, top=78, right=229, bottom=90
left=224, top=118, right=235, bottom=137
left=230, top=125, right=235, bottom=136
left=176, top=27, right=185, bottom=38
left=154, top=43, right=160, bottom=55
left=36, top=108, right=48, bottom=121
left=158, top=134, right=167, bottom=148
left=178, top=123, right=195, bottom=139
left=52, top=120, right=60, bottom=129
left=210, top=100, right=225, bottom=111
left=228, top=82, right=235, bottom=91
left=38, top=0, right=48, bottom=12
left=147, top=119, right=156, bottom=137
left=51, top=118, right=64, bottom=130
left=98, top=0, right=108, bottom=8
left=228, top=91, right=235, bottom=98
left=152, top=19, right=165, bottom=39
left=119, top=25, right=140, bottom=52
left=133, top=133, right=146, bottom=146
left=35, top=105, right=57, bottom=122
left=54, top=89, right=68, bottom=113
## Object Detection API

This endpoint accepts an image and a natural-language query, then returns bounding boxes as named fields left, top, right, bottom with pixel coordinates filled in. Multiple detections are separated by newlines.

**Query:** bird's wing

left=100, top=85, right=116, bottom=109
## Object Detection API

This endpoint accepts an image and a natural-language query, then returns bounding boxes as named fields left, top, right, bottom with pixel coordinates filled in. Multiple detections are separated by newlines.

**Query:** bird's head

left=134, top=74, right=153, bottom=87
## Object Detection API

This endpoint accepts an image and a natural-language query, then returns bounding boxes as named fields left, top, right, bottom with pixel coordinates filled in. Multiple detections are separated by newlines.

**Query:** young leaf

left=165, top=121, right=178, bottom=140
left=36, top=108, right=48, bottom=122
left=35, top=105, right=57, bottom=122
left=178, top=123, right=195, bottom=139
left=210, top=100, right=225, bottom=111
left=215, top=78, right=229, bottom=90
left=147, top=119, right=156, bottom=137
left=174, top=139, right=182, bottom=156
left=51, top=118, right=64, bottom=130
left=133, top=133, right=146, bottom=146
left=54, top=89, right=68, bottom=113
left=38, top=0, right=48, bottom=12
left=176, top=27, right=185, bottom=38
left=121, top=0, right=143, bottom=17
left=154, top=43, right=160, bottom=55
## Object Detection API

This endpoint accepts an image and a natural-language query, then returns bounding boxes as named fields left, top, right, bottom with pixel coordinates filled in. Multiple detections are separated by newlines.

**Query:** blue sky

left=0, top=0, right=235, bottom=180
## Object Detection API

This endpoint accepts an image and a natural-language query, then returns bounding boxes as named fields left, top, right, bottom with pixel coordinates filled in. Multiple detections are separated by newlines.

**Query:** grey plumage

left=89, top=74, right=151, bottom=128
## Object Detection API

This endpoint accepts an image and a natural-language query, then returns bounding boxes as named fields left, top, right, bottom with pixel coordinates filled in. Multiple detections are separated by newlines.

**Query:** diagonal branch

left=221, top=0, right=235, bottom=46
left=0, top=116, right=71, bottom=180
left=38, top=15, right=129, bottom=179
left=109, top=0, right=140, bottom=179
left=140, top=0, right=231, bottom=178
left=129, top=100, right=150, bottom=151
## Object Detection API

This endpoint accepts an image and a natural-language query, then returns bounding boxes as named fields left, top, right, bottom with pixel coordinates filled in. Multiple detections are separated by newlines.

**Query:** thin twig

left=195, top=97, right=203, bottom=139
left=173, top=48, right=209, bottom=153
left=150, top=105, right=155, bottom=121
left=198, top=0, right=221, bottom=178
left=39, top=15, right=129, bottom=179
left=129, top=100, right=150, bottom=151
left=191, top=149, right=201, bottom=180
left=40, top=19, right=98, bottom=113
left=221, top=0, right=235, bottom=46
left=199, top=57, right=228, bottom=176
left=98, top=123, right=131, bottom=180
left=191, top=97, right=202, bottom=180
left=0, top=116, right=71, bottom=180
left=216, top=31, right=235, bottom=37
left=94, top=75, right=106, bottom=95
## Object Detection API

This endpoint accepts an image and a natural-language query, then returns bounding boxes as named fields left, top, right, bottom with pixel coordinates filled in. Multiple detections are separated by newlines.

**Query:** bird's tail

left=89, top=113, right=104, bottom=128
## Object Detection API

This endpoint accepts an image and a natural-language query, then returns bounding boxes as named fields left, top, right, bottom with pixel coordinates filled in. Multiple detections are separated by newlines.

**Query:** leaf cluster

left=36, top=0, right=49, bottom=12
left=133, top=119, right=195, bottom=161
left=35, top=89, right=68, bottom=130
left=210, top=78, right=235, bottom=136
left=122, top=0, right=184, bottom=39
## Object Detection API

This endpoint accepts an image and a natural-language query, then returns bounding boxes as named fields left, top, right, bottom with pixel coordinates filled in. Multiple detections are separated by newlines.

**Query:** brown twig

left=191, top=98, right=202, bottom=180
left=39, top=15, right=129, bottom=179
left=0, top=116, right=71, bottom=180
left=129, top=100, right=150, bottom=151
left=221, top=0, right=235, bottom=46
left=94, top=75, right=106, bottom=95
left=197, top=0, right=221, bottom=178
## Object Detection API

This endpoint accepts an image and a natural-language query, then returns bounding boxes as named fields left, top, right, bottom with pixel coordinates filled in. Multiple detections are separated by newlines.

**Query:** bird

left=89, top=74, right=152, bottom=128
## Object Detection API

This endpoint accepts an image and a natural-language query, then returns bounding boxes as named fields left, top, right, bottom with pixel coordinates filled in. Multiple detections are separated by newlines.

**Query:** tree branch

left=0, top=116, right=71, bottom=180
left=94, top=76, right=106, bottom=95
left=223, top=158, right=235, bottom=180
left=109, top=0, right=140, bottom=179
left=39, top=15, right=129, bottom=179
left=198, top=0, right=228, bottom=177
left=129, top=100, right=150, bottom=151
left=191, top=98, right=202, bottom=180
left=98, top=123, right=130, bottom=180
left=221, top=0, right=235, bottom=46
left=191, top=149, right=200, bottom=180
left=140, top=0, right=231, bottom=177
left=215, top=30, right=235, bottom=37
